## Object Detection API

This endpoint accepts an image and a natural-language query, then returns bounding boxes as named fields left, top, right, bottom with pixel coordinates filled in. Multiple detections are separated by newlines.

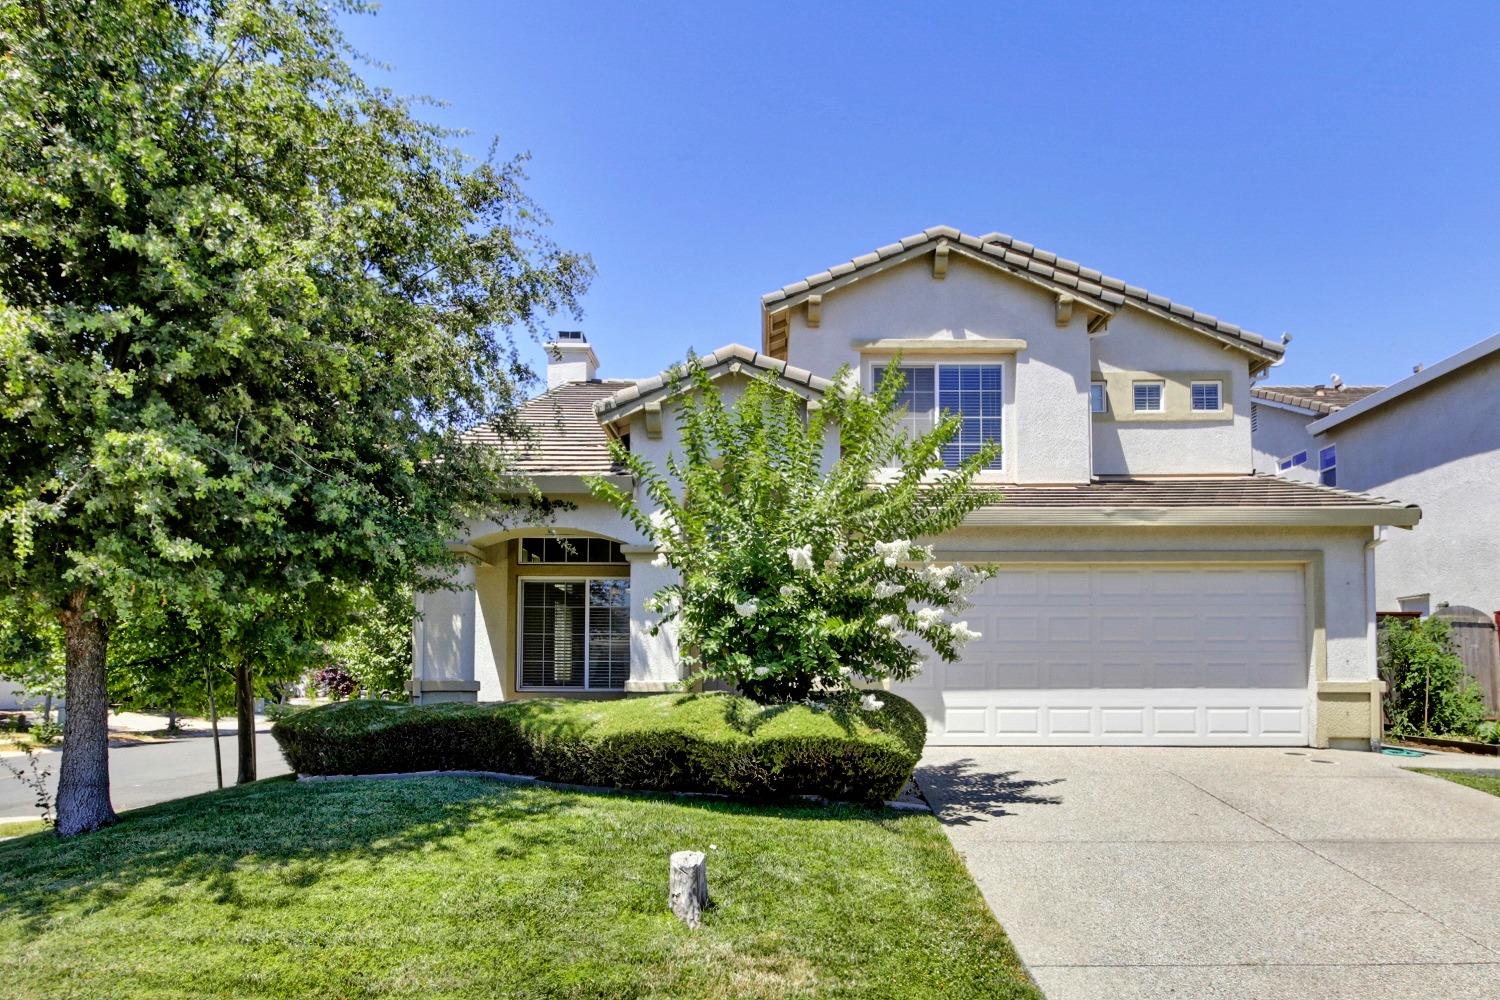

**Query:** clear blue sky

left=341, top=1, right=1500, bottom=389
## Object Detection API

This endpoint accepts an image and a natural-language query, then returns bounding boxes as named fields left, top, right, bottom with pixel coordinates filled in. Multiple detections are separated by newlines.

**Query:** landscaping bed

left=272, top=692, right=927, bottom=804
left=0, top=776, right=1039, bottom=999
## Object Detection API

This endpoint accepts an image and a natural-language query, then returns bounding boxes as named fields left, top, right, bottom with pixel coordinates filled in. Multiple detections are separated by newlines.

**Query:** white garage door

left=892, top=564, right=1311, bottom=746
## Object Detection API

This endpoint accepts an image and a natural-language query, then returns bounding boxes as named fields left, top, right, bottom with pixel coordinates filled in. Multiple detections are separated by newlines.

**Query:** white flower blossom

left=873, top=539, right=912, bottom=567
left=838, top=665, right=853, bottom=676
left=924, top=564, right=955, bottom=585
left=950, top=621, right=982, bottom=642
left=779, top=584, right=798, bottom=599
left=913, top=544, right=936, bottom=562
left=734, top=600, right=759, bottom=617
left=651, top=552, right=670, bottom=569
left=824, top=543, right=846, bottom=568
left=753, top=665, right=770, bottom=677
left=876, top=613, right=902, bottom=630
left=860, top=693, right=885, bottom=712
left=915, top=606, right=945, bottom=629
left=873, top=581, right=905, bottom=599
left=787, top=544, right=815, bottom=572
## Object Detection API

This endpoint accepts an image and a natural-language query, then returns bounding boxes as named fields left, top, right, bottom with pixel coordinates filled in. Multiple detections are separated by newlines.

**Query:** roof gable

left=593, top=343, right=832, bottom=425
left=762, top=225, right=1285, bottom=366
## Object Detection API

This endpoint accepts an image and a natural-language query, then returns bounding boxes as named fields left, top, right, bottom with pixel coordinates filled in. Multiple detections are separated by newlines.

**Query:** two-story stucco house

left=1254, top=332, right=1500, bottom=619
left=411, top=226, right=1420, bottom=750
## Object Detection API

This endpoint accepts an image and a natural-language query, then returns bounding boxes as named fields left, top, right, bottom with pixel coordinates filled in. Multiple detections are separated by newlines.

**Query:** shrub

left=1381, top=616, right=1487, bottom=738
left=272, top=691, right=928, bottom=803
left=313, top=664, right=359, bottom=700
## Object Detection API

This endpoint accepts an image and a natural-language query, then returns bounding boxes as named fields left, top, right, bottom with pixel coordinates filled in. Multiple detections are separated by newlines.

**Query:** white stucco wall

left=781, top=256, right=1092, bottom=483
left=1089, top=309, right=1254, bottom=476
left=1317, top=349, right=1500, bottom=614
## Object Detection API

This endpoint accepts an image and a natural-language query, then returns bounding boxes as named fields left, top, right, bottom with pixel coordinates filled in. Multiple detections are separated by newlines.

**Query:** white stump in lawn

left=669, top=850, right=709, bottom=928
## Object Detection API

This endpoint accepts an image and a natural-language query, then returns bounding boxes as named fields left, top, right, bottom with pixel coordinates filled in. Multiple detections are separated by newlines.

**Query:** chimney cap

left=553, top=330, right=587, bottom=343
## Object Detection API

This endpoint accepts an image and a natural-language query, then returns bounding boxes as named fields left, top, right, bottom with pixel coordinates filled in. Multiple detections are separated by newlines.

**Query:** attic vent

left=1251, top=402, right=1259, bottom=433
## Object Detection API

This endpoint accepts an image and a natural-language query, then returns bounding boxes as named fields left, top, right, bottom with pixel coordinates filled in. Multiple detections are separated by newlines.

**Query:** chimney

left=544, top=330, right=599, bottom=388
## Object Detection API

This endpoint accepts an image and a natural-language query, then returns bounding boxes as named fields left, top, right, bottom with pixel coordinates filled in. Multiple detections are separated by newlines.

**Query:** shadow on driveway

left=917, top=757, right=1064, bottom=825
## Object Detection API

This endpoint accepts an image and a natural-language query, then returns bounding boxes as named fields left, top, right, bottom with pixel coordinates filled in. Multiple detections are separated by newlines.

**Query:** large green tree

left=0, top=0, right=591, bottom=834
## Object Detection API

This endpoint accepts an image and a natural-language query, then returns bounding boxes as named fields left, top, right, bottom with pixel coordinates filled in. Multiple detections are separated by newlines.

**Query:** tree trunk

left=42, top=692, right=53, bottom=726
left=668, top=850, right=709, bottom=928
left=55, top=589, right=117, bottom=837
left=234, top=656, right=256, bottom=784
left=206, top=664, right=223, bottom=790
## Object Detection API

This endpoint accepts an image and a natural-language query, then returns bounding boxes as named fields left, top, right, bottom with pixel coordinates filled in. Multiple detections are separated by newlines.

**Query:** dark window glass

left=520, top=581, right=585, bottom=687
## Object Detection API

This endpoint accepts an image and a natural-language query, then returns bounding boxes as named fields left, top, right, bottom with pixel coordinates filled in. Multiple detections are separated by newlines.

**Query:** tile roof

left=467, top=379, right=633, bottom=475
left=973, top=476, right=1413, bottom=511
left=593, top=343, right=832, bottom=422
left=1252, top=385, right=1384, bottom=416
left=761, top=225, right=1284, bottom=362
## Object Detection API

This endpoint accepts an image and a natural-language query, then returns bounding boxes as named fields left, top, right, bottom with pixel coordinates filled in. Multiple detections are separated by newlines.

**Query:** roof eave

left=1309, top=331, right=1500, bottom=434
left=961, top=505, right=1421, bottom=529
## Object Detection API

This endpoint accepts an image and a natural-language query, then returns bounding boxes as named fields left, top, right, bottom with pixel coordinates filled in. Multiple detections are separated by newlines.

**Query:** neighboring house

left=1255, top=332, right=1500, bottom=618
left=414, top=226, right=1420, bottom=750
left=1250, top=383, right=1383, bottom=479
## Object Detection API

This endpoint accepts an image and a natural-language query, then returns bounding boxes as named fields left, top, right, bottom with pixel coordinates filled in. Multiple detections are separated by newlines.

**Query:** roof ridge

left=593, top=343, right=833, bottom=420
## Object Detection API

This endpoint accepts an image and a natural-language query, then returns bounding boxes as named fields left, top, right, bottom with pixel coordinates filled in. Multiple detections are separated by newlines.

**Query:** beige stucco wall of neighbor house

left=780, top=255, right=1093, bottom=484
left=1317, top=349, right=1500, bottom=615
left=1089, top=309, right=1253, bottom=476
left=929, top=523, right=1386, bottom=748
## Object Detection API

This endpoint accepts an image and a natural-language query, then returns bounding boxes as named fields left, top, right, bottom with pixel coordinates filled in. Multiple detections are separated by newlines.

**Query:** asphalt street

left=1, top=728, right=289, bottom=819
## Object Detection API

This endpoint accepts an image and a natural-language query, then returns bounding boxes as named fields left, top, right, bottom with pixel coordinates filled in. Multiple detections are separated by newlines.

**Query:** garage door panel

left=894, top=564, right=1311, bottom=746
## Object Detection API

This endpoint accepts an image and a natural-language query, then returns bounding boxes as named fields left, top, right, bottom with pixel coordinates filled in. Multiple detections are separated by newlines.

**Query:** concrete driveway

left=918, top=746, right=1500, bottom=1000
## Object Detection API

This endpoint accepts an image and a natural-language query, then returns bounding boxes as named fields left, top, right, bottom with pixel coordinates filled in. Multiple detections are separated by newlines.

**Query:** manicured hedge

left=271, top=691, right=928, bottom=803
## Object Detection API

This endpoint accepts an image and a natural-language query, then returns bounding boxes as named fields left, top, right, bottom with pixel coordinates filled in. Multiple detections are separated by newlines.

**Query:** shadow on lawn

left=918, top=758, right=1065, bottom=826
left=0, top=772, right=901, bottom=934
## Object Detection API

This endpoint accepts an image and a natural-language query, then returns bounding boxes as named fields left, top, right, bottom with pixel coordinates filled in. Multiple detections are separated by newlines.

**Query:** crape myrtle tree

left=0, top=0, right=591, bottom=834
left=590, top=360, right=1000, bottom=704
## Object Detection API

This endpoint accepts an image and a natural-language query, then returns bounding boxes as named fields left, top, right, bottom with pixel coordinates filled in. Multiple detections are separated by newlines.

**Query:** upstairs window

left=1191, top=380, right=1222, bottom=412
left=1090, top=382, right=1108, bottom=413
left=873, top=363, right=1003, bottom=470
left=1132, top=381, right=1164, bottom=413
left=1318, top=445, right=1337, bottom=487
left=1278, top=451, right=1308, bottom=471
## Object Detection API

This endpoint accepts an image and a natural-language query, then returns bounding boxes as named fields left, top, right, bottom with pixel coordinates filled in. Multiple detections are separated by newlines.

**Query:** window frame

left=515, top=575, right=631, bottom=692
left=1089, top=381, right=1109, bottom=414
left=1318, top=444, right=1337, bottom=487
left=1132, top=380, right=1165, bottom=413
left=1278, top=450, right=1308, bottom=471
left=517, top=536, right=627, bottom=566
left=871, top=361, right=1004, bottom=471
left=1190, top=380, right=1223, bottom=412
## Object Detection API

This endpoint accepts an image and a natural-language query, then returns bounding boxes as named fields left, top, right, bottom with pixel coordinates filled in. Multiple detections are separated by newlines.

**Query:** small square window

left=1132, top=381, right=1164, bottom=412
left=1090, top=382, right=1108, bottom=413
left=1278, top=451, right=1308, bottom=471
left=1191, top=381, right=1222, bottom=411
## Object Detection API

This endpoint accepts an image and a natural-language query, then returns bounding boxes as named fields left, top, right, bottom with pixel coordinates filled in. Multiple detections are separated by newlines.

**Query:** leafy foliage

left=273, top=692, right=928, bottom=803
left=1380, top=616, right=1487, bottom=738
left=591, top=360, right=999, bottom=702
left=0, top=0, right=590, bottom=826
left=324, top=584, right=415, bottom=700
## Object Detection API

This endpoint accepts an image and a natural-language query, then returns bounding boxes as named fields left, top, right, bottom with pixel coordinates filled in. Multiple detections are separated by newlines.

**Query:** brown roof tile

left=974, top=476, right=1411, bottom=510
left=466, top=379, right=632, bottom=475
left=1252, top=385, right=1384, bottom=416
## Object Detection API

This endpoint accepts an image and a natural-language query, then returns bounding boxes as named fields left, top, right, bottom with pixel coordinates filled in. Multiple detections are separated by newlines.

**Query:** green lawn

left=0, top=776, right=1038, bottom=999
left=1413, top=768, right=1500, bottom=798
left=0, top=819, right=47, bottom=839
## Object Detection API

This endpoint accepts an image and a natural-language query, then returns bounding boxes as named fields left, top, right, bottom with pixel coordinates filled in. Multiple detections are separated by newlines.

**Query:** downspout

left=1364, top=526, right=1388, bottom=748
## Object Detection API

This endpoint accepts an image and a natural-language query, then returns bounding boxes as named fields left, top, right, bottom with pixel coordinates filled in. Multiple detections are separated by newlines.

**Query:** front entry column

left=408, top=560, right=482, bottom=703
left=621, top=545, right=682, bottom=692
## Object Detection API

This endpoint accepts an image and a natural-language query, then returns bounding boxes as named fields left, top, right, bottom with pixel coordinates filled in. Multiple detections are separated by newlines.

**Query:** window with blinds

left=518, top=578, right=630, bottom=690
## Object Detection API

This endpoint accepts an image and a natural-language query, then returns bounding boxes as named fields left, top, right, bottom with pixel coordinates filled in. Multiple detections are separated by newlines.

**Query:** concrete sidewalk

left=919, top=746, right=1500, bottom=1000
